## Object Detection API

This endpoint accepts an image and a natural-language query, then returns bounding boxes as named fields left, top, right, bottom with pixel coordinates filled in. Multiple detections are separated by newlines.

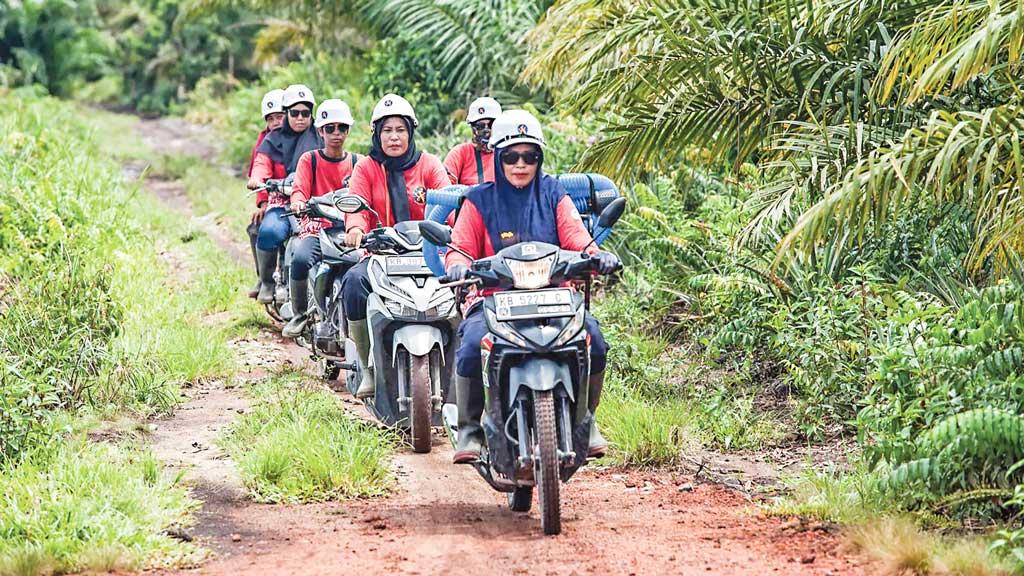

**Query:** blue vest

left=465, top=173, right=565, bottom=254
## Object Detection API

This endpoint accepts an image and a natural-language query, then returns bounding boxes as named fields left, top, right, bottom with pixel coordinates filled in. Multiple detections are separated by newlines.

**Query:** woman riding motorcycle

left=341, top=93, right=449, bottom=399
left=282, top=99, right=361, bottom=338
left=442, top=109, right=620, bottom=464
left=443, top=96, right=501, bottom=185
left=247, top=88, right=286, bottom=299
left=250, top=84, right=324, bottom=304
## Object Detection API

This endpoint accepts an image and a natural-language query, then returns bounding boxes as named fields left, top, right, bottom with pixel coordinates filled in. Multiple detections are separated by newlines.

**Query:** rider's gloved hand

left=290, top=199, right=307, bottom=213
left=593, top=251, right=621, bottom=275
left=444, top=264, right=469, bottom=283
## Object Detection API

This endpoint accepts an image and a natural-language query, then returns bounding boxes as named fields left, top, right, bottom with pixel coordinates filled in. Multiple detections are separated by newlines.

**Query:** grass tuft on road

left=222, top=374, right=396, bottom=503
left=847, top=517, right=1014, bottom=576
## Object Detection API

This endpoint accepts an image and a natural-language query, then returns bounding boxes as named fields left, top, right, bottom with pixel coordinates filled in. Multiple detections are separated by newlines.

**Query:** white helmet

left=282, top=84, right=315, bottom=108
left=260, top=89, right=285, bottom=119
left=466, top=97, right=501, bottom=123
left=371, top=93, right=418, bottom=127
left=315, top=99, right=354, bottom=128
left=489, top=109, right=546, bottom=149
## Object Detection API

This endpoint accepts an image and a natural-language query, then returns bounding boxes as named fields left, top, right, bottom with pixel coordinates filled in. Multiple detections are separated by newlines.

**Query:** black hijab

left=257, top=108, right=323, bottom=174
left=369, top=115, right=421, bottom=222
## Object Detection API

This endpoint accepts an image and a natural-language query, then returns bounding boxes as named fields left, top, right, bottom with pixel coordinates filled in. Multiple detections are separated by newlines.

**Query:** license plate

left=386, top=255, right=431, bottom=276
left=494, top=289, right=574, bottom=321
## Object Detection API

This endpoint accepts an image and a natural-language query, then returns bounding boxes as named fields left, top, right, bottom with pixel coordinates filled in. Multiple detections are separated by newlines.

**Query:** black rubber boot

left=588, top=372, right=609, bottom=458
left=255, top=248, right=278, bottom=304
left=282, top=280, right=309, bottom=338
left=247, top=222, right=260, bottom=299
left=453, top=375, right=485, bottom=464
left=349, top=319, right=375, bottom=399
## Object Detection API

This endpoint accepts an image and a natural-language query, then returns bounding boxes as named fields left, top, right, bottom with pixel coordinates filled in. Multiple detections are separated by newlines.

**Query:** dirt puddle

left=123, top=115, right=866, bottom=575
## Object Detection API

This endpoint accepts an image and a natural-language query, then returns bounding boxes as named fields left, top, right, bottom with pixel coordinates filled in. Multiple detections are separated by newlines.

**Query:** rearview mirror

left=335, top=193, right=369, bottom=214
left=418, top=221, right=452, bottom=246
left=596, top=197, right=626, bottom=229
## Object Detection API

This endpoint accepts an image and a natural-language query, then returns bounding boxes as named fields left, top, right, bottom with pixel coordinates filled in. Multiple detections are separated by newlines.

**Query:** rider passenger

left=443, top=97, right=501, bottom=185
left=341, top=93, right=449, bottom=399
left=247, top=88, right=285, bottom=299
left=442, top=109, right=620, bottom=464
left=282, top=99, right=360, bottom=338
left=251, top=84, right=323, bottom=304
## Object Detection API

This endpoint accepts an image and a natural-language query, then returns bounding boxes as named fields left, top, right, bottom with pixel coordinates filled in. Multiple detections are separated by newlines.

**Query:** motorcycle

left=417, top=197, right=625, bottom=535
left=281, top=191, right=360, bottom=380
left=333, top=194, right=460, bottom=453
left=251, top=176, right=298, bottom=323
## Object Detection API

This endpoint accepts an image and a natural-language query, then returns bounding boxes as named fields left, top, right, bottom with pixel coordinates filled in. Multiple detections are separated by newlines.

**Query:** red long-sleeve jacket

left=445, top=196, right=598, bottom=310
left=251, top=152, right=287, bottom=208
left=344, top=153, right=449, bottom=233
left=292, top=150, right=359, bottom=238
left=444, top=142, right=494, bottom=185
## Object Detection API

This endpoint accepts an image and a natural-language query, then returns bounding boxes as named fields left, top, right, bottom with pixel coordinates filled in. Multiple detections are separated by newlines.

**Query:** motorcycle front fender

left=392, top=324, right=445, bottom=360
left=507, top=357, right=574, bottom=408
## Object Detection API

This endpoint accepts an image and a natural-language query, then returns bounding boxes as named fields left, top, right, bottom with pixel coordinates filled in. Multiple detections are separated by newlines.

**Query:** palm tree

left=524, top=0, right=1023, bottom=276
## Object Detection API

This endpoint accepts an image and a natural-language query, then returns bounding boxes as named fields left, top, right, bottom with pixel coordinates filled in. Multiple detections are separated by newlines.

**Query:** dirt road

left=130, top=117, right=866, bottom=575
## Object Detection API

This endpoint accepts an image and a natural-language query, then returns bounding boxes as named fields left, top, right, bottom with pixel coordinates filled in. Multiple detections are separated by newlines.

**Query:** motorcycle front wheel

left=533, top=389, right=561, bottom=535
left=406, top=351, right=433, bottom=454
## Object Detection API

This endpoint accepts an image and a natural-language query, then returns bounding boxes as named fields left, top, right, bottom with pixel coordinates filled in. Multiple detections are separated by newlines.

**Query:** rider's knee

left=256, top=212, right=289, bottom=250
left=341, top=262, right=370, bottom=319
left=290, top=239, right=317, bottom=281
left=455, top=309, right=488, bottom=377
left=585, top=315, right=609, bottom=374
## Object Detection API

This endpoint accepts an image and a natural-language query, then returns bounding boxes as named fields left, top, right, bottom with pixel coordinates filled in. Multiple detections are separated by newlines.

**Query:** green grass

left=769, top=462, right=894, bottom=524
left=0, top=95, right=252, bottom=573
left=594, top=275, right=784, bottom=465
left=600, top=388, right=695, bottom=466
left=222, top=374, right=396, bottom=503
left=0, top=439, right=202, bottom=575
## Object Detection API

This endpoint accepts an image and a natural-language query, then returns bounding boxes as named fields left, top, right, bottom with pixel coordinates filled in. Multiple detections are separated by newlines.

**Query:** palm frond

left=778, top=105, right=1024, bottom=275
left=879, top=0, right=1024, bottom=103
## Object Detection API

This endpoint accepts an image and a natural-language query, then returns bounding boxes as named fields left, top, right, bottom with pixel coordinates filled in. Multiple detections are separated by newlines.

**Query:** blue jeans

left=256, top=207, right=291, bottom=251
left=455, top=304, right=609, bottom=378
left=290, top=236, right=321, bottom=282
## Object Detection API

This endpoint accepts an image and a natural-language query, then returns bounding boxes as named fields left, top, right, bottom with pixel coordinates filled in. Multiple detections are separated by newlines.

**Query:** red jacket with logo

left=344, top=152, right=449, bottom=233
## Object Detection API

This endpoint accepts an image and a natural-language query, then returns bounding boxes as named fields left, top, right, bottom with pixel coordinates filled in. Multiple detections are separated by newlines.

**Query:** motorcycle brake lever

left=439, top=278, right=482, bottom=288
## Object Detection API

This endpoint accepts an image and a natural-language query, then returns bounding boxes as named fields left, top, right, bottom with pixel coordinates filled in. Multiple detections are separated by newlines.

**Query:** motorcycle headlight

left=507, top=255, right=555, bottom=290
left=554, top=307, right=586, bottom=347
left=385, top=299, right=415, bottom=317
left=371, top=260, right=411, bottom=300
left=428, top=298, right=456, bottom=318
left=485, top=307, right=527, bottom=347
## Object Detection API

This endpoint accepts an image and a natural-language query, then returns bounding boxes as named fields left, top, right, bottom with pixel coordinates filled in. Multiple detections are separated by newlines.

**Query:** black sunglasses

left=501, top=150, right=541, bottom=166
left=288, top=108, right=311, bottom=118
left=471, top=120, right=493, bottom=131
left=322, top=124, right=349, bottom=134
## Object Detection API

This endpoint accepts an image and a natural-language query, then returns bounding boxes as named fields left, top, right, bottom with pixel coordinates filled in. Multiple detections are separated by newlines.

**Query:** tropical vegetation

left=3, top=0, right=1024, bottom=572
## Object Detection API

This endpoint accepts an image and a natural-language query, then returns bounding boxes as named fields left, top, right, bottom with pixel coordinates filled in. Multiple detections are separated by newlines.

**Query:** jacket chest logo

left=500, top=231, right=515, bottom=240
left=413, top=186, right=426, bottom=204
